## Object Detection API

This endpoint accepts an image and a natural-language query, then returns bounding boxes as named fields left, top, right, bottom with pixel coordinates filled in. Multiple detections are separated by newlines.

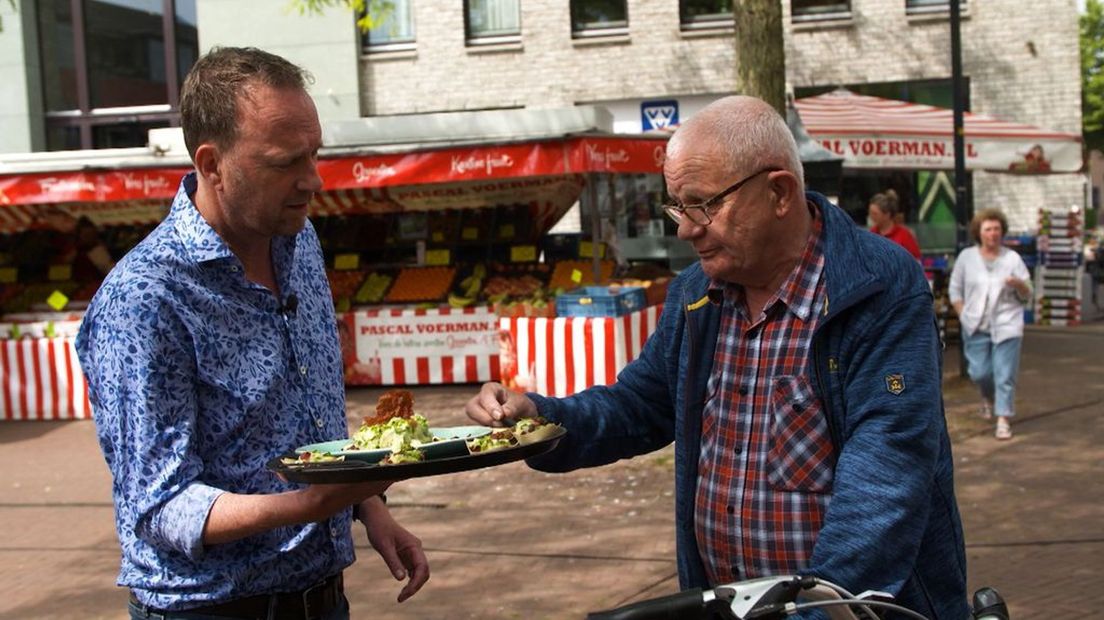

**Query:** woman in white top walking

left=949, top=209, right=1033, bottom=439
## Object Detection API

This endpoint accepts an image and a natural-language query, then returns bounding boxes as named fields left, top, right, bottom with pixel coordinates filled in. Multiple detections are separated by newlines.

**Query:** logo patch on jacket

left=885, top=374, right=905, bottom=395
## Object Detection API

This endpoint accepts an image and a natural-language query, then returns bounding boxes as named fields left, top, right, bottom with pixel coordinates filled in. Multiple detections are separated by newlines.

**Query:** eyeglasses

left=663, top=167, right=781, bottom=227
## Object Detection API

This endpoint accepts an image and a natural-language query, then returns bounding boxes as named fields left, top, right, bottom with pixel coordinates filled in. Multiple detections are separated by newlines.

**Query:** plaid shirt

left=694, top=206, right=835, bottom=584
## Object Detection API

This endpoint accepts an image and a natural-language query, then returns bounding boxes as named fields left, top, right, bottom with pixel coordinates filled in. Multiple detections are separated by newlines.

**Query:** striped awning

left=794, top=89, right=1083, bottom=173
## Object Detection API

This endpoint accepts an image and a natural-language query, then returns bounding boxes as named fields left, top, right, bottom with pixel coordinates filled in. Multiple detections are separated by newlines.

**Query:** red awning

left=794, top=89, right=1083, bottom=173
left=0, top=135, right=668, bottom=233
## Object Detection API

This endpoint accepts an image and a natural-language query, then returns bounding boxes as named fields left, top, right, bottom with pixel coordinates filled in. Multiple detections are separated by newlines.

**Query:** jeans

left=128, top=595, right=350, bottom=620
left=963, top=330, right=1022, bottom=417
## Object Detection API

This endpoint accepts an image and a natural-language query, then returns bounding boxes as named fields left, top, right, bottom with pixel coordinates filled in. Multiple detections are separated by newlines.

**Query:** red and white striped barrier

left=499, top=305, right=662, bottom=397
left=0, top=337, right=90, bottom=420
left=340, top=306, right=501, bottom=386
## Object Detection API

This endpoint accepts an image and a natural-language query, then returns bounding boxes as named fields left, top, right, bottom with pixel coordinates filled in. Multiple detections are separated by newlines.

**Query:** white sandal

left=995, top=418, right=1012, bottom=440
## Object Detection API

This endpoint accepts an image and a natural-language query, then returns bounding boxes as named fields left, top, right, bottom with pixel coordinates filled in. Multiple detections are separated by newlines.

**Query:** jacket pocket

left=767, top=375, right=835, bottom=493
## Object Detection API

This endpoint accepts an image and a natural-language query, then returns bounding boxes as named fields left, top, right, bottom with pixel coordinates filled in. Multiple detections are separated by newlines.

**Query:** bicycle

left=585, top=575, right=1009, bottom=620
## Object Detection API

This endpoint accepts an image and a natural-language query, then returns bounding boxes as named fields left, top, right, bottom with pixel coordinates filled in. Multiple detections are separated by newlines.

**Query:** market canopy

left=794, top=89, right=1083, bottom=173
left=0, top=107, right=669, bottom=233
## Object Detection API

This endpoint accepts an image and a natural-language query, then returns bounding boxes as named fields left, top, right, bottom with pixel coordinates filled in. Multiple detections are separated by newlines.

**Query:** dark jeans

left=127, top=595, right=350, bottom=620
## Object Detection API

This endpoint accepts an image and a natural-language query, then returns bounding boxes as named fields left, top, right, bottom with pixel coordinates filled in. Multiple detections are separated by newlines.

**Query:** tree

left=287, top=0, right=393, bottom=32
left=1082, top=0, right=1104, bottom=152
left=732, top=0, right=786, bottom=115
left=0, top=0, right=16, bottom=33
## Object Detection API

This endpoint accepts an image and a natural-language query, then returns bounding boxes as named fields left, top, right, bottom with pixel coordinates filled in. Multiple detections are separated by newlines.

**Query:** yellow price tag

left=47, top=290, right=70, bottom=311
left=48, top=264, right=73, bottom=282
left=570, top=269, right=583, bottom=284
left=510, top=245, right=537, bottom=262
left=334, top=253, right=360, bottom=271
left=461, top=227, right=479, bottom=241
left=425, top=249, right=451, bottom=266
left=498, top=224, right=515, bottom=239
left=0, top=267, right=16, bottom=284
left=432, top=231, right=445, bottom=242
left=579, top=241, right=606, bottom=259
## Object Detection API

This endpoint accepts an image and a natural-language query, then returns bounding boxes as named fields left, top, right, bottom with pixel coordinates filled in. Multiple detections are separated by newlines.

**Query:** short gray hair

left=672, top=96, right=804, bottom=188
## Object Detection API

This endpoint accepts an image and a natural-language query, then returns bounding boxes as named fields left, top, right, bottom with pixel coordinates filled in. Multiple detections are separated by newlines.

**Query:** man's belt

left=129, top=572, right=343, bottom=620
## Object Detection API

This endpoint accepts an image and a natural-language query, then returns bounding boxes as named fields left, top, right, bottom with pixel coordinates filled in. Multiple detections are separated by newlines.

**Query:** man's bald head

left=667, top=95, right=803, bottom=190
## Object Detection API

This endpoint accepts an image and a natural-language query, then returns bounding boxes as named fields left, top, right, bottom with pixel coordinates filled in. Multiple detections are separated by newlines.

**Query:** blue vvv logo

left=641, top=100, right=679, bottom=131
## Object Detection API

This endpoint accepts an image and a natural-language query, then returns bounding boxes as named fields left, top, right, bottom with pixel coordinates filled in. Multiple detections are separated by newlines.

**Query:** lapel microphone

left=279, top=294, right=298, bottom=317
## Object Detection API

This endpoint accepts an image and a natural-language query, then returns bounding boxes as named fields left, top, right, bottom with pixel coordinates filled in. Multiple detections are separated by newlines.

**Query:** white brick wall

left=361, top=0, right=1084, bottom=230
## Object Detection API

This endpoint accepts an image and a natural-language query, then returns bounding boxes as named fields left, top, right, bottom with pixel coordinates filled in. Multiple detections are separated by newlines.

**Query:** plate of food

left=296, top=425, right=493, bottom=463
left=270, top=390, right=566, bottom=483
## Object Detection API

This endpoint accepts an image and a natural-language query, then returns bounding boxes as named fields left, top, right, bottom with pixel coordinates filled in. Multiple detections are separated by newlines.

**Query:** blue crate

left=556, top=286, right=647, bottom=317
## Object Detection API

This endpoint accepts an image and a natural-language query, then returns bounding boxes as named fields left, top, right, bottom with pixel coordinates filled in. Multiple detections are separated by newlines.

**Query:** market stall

left=794, top=89, right=1083, bottom=173
left=0, top=111, right=673, bottom=418
left=795, top=89, right=1085, bottom=338
left=308, top=131, right=670, bottom=391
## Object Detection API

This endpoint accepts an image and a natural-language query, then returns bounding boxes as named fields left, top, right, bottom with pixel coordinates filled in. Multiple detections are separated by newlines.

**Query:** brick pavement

left=0, top=324, right=1100, bottom=619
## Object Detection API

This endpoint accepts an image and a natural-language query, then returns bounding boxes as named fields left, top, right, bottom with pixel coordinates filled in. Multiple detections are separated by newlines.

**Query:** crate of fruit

left=555, top=285, right=647, bottom=318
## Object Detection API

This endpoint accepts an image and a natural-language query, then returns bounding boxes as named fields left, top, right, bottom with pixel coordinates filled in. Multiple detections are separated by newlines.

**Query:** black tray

left=267, top=427, right=566, bottom=484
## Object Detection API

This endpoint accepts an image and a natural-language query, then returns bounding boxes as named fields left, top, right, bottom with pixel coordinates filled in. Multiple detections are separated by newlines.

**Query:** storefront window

left=175, top=0, right=199, bottom=95
left=86, top=0, right=168, bottom=108
left=363, top=0, right=416, bottom=50
left=680, top=0, right=732, bottom=29
left=465, top=0, right=520, bottom=42
left=37, top=0, right=79, bottom=112
left=570, top=0, right=628, bottom=36
left=35, top=0, right=197, bottom=151
left=792, top=0, right=851, bottom=22
left=92, top=119, right=171, bottom=149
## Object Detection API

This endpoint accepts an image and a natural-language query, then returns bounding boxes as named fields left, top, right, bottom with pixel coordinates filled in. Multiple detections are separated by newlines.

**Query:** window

left=570, top=0, right=627, bottom=37
left=792, top=0, right=851, bottom=22
left=363, top=0, right=416, bottom=50
left=906, top=0, right=967, bottom=14
left=35, top=0, right=198, bottom=151
left=680, top=0, right=732, bottom=30
left=465, top=0, right=520, bottom=43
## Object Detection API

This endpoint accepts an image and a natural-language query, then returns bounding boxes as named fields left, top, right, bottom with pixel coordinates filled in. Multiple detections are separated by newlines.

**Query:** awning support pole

left=951, top=0, right=970, bottom=377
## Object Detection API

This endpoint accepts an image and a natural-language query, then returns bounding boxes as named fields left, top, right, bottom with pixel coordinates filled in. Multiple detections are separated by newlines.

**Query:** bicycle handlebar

left=585, top=588, right=708, bottom=620
left=586, top=575, right=1009, bottom=620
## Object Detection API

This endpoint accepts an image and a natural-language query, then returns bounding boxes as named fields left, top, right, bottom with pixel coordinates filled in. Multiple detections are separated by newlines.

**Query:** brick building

left=1, top=0, right=1085, bottom=236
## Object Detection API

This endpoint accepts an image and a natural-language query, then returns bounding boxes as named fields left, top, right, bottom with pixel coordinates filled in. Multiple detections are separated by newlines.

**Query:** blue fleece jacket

left=528, top=192, right=969, bottom=619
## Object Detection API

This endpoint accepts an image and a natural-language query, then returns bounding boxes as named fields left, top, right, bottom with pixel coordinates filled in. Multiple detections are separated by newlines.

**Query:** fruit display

left=609, top=277, right=671, bottom=308
left=354, top=272, right=393, bottom=304
left=385, top=267, right=457, bottom=303
left=482, top=274, right=544, bottom=300
left=548, top=259, right=615, bottom=291
left=327, top=269, right=367, bottom=302
left=0, top=281, right=79, bottom=314
left=447, top=264, right=487, bottom=308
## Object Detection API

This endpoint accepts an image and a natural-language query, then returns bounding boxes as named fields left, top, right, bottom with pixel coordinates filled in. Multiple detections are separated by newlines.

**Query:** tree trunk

left=733, top=0, right=786, bottom=115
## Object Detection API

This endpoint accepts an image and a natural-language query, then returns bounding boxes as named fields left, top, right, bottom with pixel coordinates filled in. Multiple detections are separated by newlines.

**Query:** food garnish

left=466, top=429, right=519, bottom=454
left=281, top=451, right=345, bottom=466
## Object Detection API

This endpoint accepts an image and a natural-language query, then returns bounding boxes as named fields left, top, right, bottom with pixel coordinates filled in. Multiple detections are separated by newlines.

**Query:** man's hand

left=358, top=496, right=429, bottom=603
left=465, top=382, right=537, bottom=426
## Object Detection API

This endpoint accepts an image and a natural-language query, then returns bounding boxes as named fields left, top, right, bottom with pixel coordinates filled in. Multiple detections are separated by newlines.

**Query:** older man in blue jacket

left=467, top=95, right=968, bottom=619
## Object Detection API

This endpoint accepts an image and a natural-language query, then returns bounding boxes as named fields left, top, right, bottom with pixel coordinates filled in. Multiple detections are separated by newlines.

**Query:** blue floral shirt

left=76, top=173, right=353, bottom=610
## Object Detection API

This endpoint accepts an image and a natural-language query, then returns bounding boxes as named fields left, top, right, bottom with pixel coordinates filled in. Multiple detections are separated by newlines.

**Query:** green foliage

left=0, top=0, right=16, bottom=33
left=1082, top=0, right=1104, bottom=151
left=286, top=0, right=393, bottom=33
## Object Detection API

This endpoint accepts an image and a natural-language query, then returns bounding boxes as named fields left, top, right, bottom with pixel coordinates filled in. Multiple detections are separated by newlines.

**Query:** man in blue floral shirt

left=76, top=47, right=429, bottom=619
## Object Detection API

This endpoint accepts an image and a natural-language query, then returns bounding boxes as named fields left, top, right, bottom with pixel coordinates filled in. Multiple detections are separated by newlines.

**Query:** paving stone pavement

left=0, top=324, right=1100, bottom=619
